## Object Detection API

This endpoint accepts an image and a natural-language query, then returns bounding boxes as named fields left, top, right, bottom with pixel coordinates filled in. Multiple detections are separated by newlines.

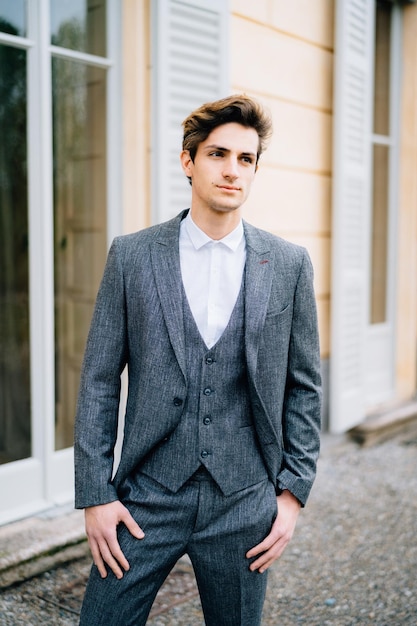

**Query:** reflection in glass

left=370, top=144, right=389, bottom=325
left=0, top=44, right=31, bottom=464
left=0, top=0, right=26, bottom=37
left=50, top=0, right=106, bottom=56
left=52, top=57, right=107, bottom=450
left=374, top=1, right=391, bottom=136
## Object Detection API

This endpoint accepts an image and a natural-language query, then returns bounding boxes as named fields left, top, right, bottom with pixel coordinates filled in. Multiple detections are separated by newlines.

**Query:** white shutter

left=152, top=0, right=229, bottom=223
left=330, top=0, right=375, bottom=433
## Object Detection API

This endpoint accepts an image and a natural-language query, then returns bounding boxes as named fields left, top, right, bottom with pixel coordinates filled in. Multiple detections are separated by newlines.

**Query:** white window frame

left=0, top=0, right=122, bottom=524
left=331, top=0, right=403, bottom=433
left=365, top=4, right=402, bottom=408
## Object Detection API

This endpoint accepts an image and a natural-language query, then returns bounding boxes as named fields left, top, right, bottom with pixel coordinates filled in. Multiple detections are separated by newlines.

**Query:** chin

left=211, top=204, right=240, bottom=213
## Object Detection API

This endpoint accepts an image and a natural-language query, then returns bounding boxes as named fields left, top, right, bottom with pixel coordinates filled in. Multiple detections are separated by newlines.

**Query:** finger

left=251, top=554, right=275, bottom=573
left=249, top=547, right=279, bottom=573
left=106, top=535, right=131, bottom=572
left=249, top=539, right=287, bottom=573
left=249, top=548, right=274, bottom=572
left=121, top=510, right=145, bottom=539
left=89, top=527, right=129, bottom=579
left=246, top=514, right=284, bottom=559
left=97, top=538, right=126, bottom=579
left=89, top=539, right=108, bottom=579
left=246, top=535, right=275, bottom=559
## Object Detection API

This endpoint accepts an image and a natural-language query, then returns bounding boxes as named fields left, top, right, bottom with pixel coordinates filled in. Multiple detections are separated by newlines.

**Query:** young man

left=74, top=95, right=322, bottom=625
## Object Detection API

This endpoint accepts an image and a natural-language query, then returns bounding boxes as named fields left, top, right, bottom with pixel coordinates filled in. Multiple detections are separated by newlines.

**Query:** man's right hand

left=84, top=501, right=145, bottom=579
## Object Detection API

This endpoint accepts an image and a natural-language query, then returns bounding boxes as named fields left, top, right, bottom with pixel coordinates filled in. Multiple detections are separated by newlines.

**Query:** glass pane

left=373, top=1, right=391, bottom=136
left=370, top=144, right=389, bottom=325
left=0, top=44, right=31, bottom=464
left=50, top=0, right=106, bottom=57
left=52, top=57, right=107, bottom=450
left=0, top=0, right=26, bottom=37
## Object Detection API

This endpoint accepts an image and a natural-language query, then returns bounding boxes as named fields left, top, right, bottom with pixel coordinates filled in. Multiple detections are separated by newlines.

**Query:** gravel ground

left=1, top=429, right=416, bottom=625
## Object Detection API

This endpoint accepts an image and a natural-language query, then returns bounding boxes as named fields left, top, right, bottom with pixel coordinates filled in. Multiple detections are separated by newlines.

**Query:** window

left=370, top=0, right=392, bottom=324
left=51, top=1, right=109, bottom=450
left=0, top=3, right=30, bottom=464
left=331, top=0, right=401, bottom=431
left=0, top=0, right=120, bottom=523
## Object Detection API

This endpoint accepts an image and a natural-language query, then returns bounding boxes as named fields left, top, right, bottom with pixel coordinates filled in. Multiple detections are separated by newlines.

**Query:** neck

left=190, top=208, right=241, bottom=240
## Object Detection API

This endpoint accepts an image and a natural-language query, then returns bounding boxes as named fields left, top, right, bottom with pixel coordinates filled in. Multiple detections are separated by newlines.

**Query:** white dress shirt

left=179, top=212, right=246, bottom=348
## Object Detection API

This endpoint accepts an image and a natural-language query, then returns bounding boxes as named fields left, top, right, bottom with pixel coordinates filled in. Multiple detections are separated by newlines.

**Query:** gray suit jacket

left=74, top=210, right=322, bottom=509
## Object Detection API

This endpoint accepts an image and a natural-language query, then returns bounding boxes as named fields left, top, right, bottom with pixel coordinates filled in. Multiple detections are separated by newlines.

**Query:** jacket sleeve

left=277, top=248, right=322, bottom=506
left=74, top=238, right=128, bottom=509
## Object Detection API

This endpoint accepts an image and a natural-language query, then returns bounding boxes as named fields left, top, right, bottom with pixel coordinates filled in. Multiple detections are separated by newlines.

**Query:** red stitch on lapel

left=260, top=260, right=269, bottom=265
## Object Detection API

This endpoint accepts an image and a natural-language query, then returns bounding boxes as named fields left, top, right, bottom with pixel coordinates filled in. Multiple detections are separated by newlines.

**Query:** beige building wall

left=120, top=0, right=417, bottom=413
left=122, top=0, right=333, bottom=359
left=122, top=0, right=152, bottom=235
left=231, top=0, right=334, bottom=360
left=397, top=3, right=417, bottom=399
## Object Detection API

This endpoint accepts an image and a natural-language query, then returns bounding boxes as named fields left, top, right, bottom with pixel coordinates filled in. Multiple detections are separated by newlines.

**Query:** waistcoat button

left=173, top=397, right=183, bottom=406
left=203, top=416, right=211, bottom=425
left=203, top=387, right=213, bottom=396
left=201, top=450, right=209, bottom=458
left=205, top=357, right=214, bottom=365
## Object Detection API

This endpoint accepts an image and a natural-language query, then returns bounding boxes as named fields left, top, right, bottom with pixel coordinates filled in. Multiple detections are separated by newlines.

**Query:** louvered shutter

left=330, top=0, right=375, bottom=432
left=152, top=0, right=229, bottom=223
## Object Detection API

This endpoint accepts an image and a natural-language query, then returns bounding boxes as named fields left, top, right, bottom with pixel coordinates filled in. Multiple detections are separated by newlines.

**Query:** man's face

left=181, top=122, right=259, bottom=217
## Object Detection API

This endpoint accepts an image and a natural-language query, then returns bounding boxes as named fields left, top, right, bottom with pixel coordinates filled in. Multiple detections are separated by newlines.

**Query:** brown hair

left=182, top=94, right=273, bottom=163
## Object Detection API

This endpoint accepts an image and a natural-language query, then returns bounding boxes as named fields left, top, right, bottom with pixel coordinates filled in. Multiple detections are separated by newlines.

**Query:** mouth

left=217, top=185, right=241, bottom=192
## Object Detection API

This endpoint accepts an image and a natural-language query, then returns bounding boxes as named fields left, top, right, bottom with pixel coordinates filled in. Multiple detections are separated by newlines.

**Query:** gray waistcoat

left=140, top=278, right=268, bottom=496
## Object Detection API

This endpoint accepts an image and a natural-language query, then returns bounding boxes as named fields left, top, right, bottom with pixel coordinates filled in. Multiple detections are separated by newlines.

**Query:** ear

left=180, top=150, right=193, bottom=177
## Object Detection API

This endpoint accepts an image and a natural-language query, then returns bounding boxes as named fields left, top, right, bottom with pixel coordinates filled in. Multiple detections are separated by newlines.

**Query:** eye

left=241, top=155, right=254, bottom=165
left=209, top=150, right=224, bottom=158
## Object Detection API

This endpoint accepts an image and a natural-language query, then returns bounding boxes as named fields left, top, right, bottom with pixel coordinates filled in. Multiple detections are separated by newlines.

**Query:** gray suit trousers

left=79, top=470, right=278, bottom=626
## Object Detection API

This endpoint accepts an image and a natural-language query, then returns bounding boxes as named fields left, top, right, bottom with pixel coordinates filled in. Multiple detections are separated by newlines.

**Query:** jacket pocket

left=265, top=302, right=291, bottom=320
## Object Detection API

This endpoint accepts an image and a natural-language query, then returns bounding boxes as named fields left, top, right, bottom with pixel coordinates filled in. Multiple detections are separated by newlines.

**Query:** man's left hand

left=246, top=490, right=301, bottom=573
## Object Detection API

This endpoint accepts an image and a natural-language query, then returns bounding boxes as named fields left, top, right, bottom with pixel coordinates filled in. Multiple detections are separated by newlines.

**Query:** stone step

left=0, top=506, right=86, bottom=589
left=349, top=400, right=417, bottom=446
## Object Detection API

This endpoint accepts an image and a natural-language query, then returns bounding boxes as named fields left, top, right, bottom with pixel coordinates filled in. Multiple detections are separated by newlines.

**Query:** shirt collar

left=184, top=211, right=244, bottom=252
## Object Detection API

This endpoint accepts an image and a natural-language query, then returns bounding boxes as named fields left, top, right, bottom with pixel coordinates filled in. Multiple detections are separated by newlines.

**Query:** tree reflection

left=0, top=20, right=31, bottom=463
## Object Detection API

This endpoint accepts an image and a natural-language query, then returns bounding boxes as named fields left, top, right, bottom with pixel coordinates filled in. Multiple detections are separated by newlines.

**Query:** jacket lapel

left=149, top=214, right=273, bottom=383
left=243, top=221, right=273, bottom=378
left=150, top=212, right=188, bottom=381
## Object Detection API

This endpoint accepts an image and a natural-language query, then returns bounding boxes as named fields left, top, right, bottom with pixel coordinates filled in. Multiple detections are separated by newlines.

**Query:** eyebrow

left=204, top=144, right=257, bottom=158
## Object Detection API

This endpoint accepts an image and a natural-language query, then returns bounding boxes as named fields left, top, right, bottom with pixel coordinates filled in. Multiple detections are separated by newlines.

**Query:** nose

left=222, top=156, right=239, bottom=180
